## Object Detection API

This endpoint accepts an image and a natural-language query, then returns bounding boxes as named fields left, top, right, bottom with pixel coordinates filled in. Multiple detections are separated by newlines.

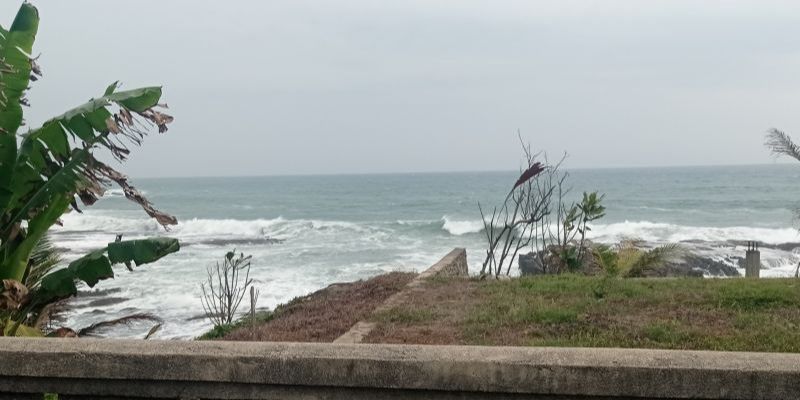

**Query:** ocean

left=51, top=164, right=800, bottom=339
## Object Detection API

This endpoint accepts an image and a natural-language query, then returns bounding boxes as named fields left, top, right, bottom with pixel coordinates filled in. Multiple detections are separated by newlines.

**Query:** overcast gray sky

left=3, top=1, right=800, bottom=177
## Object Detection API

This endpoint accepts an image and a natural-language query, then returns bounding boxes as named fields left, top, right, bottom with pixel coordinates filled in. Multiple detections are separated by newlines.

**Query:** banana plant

left=0, top=3, right=180, bottom=335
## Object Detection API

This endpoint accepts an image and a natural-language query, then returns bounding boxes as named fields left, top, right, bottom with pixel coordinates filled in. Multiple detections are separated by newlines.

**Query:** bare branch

left=200, top=250, right=255, bottom=328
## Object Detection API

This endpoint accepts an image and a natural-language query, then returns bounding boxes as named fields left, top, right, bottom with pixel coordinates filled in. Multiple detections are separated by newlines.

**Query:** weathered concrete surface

left=417, top=247, right=469, bottom=279
left=1, top=338, right=799, bottom=399
left=745, top=248, right=761, bottom=278
left=331, top=321, right=376, bottom=344
left=335, top=248, right=468, bottom=344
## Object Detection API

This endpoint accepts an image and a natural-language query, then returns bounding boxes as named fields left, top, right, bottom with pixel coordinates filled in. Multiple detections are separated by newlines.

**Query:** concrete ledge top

left=2, top=338, right=800, bottom=399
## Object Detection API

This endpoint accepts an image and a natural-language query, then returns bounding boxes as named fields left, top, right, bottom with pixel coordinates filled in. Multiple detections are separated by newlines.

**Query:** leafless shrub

left=480, top=136, right=605, bottom=277
left=479, top=139, right=556, bottom=277
left=200, top=250, right=254, bottom=328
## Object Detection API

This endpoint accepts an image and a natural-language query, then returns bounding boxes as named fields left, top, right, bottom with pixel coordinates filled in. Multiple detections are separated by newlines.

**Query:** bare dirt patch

left=224, top=271, right=416, bottom=342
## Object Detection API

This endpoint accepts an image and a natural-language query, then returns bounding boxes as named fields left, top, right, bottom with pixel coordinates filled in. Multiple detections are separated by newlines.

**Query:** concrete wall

left=2, top=338, right=799, bottom=399
left=417, top=247, right=468, bottom=279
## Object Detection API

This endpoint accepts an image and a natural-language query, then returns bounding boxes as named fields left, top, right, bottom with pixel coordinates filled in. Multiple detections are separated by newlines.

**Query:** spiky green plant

left=594, top=240, right=682, bottom=278
left=23, top=235, right=60, bottom=290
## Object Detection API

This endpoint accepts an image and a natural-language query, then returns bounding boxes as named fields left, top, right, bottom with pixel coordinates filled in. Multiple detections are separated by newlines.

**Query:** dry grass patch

left=223, top=271, right=416, bottom=342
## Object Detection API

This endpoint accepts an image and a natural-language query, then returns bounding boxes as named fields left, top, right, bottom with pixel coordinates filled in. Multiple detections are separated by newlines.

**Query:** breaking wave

left=102, top=188, right=147, bottom=198
left=441, top=216, right=484, bottom=236
left=54, top=214, right=376, bottom=242
left=590, top=221, right=799, bottom=244
left=54, top=213, right=800, bottom=246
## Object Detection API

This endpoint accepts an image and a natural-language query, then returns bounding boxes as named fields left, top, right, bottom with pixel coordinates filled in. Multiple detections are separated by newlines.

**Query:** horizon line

left=130, top=161, right=797, bottom=180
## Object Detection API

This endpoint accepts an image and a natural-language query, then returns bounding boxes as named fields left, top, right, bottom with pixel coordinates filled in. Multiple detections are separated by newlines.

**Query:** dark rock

left=650, top=254, right=739, bottom=278
left=85, top=297, right=128, bottom=308
left=77, top=288, right=123, bottom=297
left=519, top=246, right=600, bottom=276
left=519, top=253, right=546, bottom=276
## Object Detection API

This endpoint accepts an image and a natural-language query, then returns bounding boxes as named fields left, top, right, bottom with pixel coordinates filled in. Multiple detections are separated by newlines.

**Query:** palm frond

left=77, top=313, right=162, bottom=337
left=144, top=323, right=162, bottom=340
left=765, top=128, right=800, bottom=162
left=23, top=234, right=62, bottom=289
left=626, top=243, right=683, bottom=277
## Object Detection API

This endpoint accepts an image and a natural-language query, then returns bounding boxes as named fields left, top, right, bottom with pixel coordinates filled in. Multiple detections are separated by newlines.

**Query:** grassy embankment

left=212, top=272, right=800, bottom=352
left=364, top=275, right=800, bottom=352
left=200, top=272, right=416, bottom=341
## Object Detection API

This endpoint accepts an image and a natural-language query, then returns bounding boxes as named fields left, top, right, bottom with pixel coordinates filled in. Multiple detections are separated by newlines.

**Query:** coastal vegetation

left=0, top=2, right=179, bottom=336
left=479, top=139, right=693, bottom=279
left=200, top=250, right=257, bottom=329
left=479, top=140, right=607, bottom=277
left=213, top=271, right=800, bottom=352
left=364, top=275, right=800, bottom=352
left=207, top=272, right=416, bottom=341
left=766, top=128, right=800, bottom=164
left=593, top=240, right=683, bottom=277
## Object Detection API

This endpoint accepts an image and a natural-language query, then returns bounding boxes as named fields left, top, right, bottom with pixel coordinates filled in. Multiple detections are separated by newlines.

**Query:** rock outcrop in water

left=643, top=254, right=739, bottom=277
left=519, top=245, right=741, bottom=278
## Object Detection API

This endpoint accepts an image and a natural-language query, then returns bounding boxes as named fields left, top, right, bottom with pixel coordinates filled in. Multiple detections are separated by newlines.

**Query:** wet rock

left=650, top=254, right=739, bottom=278
left=520, top=247, right=740, bottom=278
left=77, top=288, right=123, bottom=297
left=85, top=297, right=128, bottom=308
left=519, top=253, right=545, bottom=276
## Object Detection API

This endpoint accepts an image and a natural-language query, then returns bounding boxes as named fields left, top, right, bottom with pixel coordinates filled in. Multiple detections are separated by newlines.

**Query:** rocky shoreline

left=519, top=240, right=800, bottom=278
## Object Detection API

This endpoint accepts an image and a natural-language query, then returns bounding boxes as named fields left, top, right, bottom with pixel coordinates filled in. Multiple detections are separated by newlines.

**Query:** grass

left=364, top=274, right=800, bottom=352
left=373, top=308, right=438, bottom=324
left=211, top=272, right=417, bottom=342
left=196, top=311, right=274, bottom=340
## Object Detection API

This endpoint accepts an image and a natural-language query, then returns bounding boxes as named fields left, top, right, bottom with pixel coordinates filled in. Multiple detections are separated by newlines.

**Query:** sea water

left=50, top=164, right=800, bottom=338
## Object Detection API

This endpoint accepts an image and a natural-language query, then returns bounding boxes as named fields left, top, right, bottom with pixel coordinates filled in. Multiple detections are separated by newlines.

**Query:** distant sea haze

left=51, top=164, right=800, bottom=339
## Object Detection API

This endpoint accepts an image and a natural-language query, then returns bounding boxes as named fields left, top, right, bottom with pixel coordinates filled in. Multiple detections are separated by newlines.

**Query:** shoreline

left=61, top=237, right=800, bottom=340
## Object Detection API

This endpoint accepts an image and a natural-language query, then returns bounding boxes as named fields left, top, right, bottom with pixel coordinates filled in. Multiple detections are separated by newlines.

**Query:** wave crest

left=590, top=221, right=799, bottom=244
left=441, top=216, right=483, bottom=236
left=53, top=214, right=799, bottom=246
left=55, top=214, right=374, bottom=242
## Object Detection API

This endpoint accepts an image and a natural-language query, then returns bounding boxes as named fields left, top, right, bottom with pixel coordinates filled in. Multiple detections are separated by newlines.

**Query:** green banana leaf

left=36, top=237, right=180, bottom=304
left=0, top=2, right=177, bottom=296
left=2, top=319, right=43, bottom=337
left=10, top=84, right=168, bottom=227
left=0, top=3, right=38, bottom=212
left=0, top=83, right=176, bottom=281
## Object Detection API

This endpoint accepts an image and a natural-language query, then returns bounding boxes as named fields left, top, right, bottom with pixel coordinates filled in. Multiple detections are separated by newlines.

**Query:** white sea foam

left=102, top=188, right=147, bottom=198
left=57, top=213, right=799, bottom=246
left=54, top=214, right=374, bottom=241
left=441, top=216, right=484, bottom=235
left=589, top=221, right=799, bottom=244
left=396, top=219, right=437, bottom=226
